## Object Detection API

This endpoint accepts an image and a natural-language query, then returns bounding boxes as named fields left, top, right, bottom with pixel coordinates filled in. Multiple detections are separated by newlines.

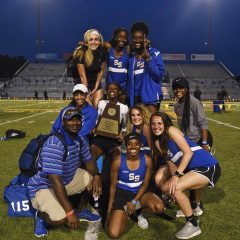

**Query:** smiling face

left=173, top=87, right=187, bottom=102
left=87, top=33, right=101, bottom=50
left=115, top=30, right=128, bottom=49
left=63, top=116, right=82, bottom=135
left=150, top=115, right=165, bottom=136
left=132, top=30, right=144, bottom=50
left=73, top=91, right=87, bottom=107
left=106, top=83, right=119, bottom=100
left=130, top=108, right=143, bottom=126
left=126, top=138, right=141, bottom=158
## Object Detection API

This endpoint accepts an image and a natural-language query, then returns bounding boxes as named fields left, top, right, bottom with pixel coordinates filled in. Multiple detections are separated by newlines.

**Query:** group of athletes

left=29, top=21, right=221, bottom=239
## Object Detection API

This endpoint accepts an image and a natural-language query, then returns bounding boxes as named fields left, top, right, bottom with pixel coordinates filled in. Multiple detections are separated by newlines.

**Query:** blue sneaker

left=34, top=211, right=48, bottom=237
left=76, top=209, right=101, bottom=223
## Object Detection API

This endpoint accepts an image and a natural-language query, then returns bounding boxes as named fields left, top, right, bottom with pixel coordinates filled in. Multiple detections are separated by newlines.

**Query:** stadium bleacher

left=164, top=62, right=240, bottom=100
left=1, top=60, right=239, bottom=100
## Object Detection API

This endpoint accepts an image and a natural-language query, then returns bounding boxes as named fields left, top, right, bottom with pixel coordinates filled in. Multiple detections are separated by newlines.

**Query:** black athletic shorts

left=112, top=188, right=136, bottom=210
left=92, top=135, right=120, bottom=154
left=190, top=163, right=221, bottom=187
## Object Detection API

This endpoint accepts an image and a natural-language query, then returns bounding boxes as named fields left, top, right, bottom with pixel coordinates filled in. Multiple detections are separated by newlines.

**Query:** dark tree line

left=0, top=55, right=26, bottom=78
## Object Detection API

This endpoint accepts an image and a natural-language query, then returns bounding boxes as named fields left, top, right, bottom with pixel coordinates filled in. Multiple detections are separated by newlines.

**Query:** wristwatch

left=173, top=170, right=184, bottom=178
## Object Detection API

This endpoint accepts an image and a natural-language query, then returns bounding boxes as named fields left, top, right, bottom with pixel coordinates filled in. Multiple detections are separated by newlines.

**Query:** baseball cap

left=72, top=84, right=88, bottom=94
left=125, top=133, right=142, bottom=145
left=62, top=107, right=83, bottom=121
left=172, top=77, right=189, bottom=90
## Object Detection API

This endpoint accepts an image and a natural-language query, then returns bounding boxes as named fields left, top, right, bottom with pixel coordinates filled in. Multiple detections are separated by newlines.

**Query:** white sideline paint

left=28, top=121, right=35, bottom=123
left=0, top=111, right=50, bottom=126
left=84, top=209, right=101, bottom=240
left=2, top=102, right=41, bottom=109
left=207, top=118, right=240, bottom=130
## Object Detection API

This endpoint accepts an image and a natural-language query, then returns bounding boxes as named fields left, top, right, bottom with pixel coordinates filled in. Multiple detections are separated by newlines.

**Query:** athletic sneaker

left=34, top=212, right=48, bottom=237
left=176, top=205, right=203, bottom=218
left=175, top=221, right=201, bottom=239
left=77, top=209, right=101, bottom=222
left=137, top=213, right=149, bottom=229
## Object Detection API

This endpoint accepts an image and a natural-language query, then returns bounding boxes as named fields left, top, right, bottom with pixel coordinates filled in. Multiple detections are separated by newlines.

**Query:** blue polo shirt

left=27, top=129, right=92, bottom=199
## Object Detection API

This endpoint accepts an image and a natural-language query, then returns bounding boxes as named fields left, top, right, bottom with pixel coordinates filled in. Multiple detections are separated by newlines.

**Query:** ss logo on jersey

left=114, top=59, right=122, bottom=68
left=129, top=173, right=140, bottom=182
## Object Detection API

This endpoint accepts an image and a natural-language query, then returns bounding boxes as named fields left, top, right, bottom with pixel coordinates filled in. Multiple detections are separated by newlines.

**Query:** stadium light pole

left=207, top=0, right=213, bottom=54
left=36, top=0, right=43, bottom=55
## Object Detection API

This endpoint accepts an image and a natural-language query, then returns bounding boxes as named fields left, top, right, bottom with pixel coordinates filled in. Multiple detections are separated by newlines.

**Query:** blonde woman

left=73, top=29, right=107, bottom=108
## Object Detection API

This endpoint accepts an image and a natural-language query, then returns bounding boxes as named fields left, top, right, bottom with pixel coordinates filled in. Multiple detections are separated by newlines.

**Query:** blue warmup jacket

left=128, top=48, right=165, bottom=107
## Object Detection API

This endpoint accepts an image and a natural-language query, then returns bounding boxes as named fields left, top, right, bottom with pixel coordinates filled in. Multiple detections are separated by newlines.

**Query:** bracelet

left=173, top=170, right=184, bottom=178
left=66, top=209, right=75, bottom=217
left=131, top=199, right=138, bottom=205
left=202, top=141, right=208, bottom=145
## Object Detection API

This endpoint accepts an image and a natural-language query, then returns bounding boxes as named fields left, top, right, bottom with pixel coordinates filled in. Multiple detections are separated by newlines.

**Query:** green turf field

left=0, top=100, right=240, bottom=240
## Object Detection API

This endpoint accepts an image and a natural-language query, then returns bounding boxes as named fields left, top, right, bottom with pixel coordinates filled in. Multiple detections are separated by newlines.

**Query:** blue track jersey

left=106, top=47, right=129, bottom=91
left=167, top=136, right=218, bottom=170
left=117, top=153, right=146, bottom=193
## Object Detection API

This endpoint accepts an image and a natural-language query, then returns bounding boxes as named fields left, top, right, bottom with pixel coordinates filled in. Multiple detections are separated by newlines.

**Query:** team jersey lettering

left=114, top=59, right=123, bottom=68
left=129, top=173, right=140, bottom=182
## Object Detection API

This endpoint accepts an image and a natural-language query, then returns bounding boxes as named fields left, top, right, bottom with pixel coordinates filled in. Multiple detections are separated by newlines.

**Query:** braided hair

left=172, top=77, right=190, bottom=132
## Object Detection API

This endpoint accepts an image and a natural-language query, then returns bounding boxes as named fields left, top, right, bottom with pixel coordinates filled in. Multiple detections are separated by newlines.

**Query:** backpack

left=66, top=54, right=79, bottom=78
left=6, top=129, right=26, bottom=139
left=3, top=174, right=36, bottom=217
left=66, top=45, right=88, bottom=78
left=18, top=132, right=68, bottom=177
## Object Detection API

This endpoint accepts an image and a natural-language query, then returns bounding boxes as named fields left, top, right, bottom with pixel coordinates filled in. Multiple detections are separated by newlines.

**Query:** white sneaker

left=137, top=213, right=149, bottom=229
left=175, top=221, right=201, bottom=239
left=193, top=205, right=203, bottom=216
left=176, top=205, right=203, bottom=218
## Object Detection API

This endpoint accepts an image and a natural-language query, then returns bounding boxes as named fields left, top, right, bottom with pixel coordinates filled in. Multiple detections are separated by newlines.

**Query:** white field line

left=207, top=118, right=240, bottom=130
left=0, top=111, right=50, bottom=126
left=84, top=208, right=101, bottom=240
left=28, top=121, right=35, bottom=123
left=1, top=102, right=41, bottom=109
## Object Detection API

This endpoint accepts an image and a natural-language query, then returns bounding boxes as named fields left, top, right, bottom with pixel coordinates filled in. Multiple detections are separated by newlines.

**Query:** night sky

left=0, top=0, right=239, bottom=75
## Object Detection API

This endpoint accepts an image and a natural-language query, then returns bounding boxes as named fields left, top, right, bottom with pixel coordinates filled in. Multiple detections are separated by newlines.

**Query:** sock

left=191, top=201, right=198, bottom=209
left=186, top=215, right=198, bottom=227
left=135, top=208, right=142, bottom=215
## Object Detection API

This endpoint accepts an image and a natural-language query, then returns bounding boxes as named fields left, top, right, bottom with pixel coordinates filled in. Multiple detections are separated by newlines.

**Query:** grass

left=0, top=100, right=240, bottom=239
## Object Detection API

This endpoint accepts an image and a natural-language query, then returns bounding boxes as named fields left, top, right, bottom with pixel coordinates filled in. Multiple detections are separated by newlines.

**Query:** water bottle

left=93, top=194, right=99, bottom=211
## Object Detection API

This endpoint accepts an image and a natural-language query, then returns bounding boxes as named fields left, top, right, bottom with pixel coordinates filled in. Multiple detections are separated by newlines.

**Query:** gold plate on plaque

left=95, top=103, right=120, bottom=138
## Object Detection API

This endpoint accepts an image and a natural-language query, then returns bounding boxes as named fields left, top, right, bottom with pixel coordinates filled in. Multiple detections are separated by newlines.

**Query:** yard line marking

left=1, top=103, right=41, bottom=109
left=84, top=209, right=101, bottom=240
left=0, top=111, right=50, bottom=126
left=28, top=121, right=35, bottom=123
left=207, top=118, right=240, bottom=130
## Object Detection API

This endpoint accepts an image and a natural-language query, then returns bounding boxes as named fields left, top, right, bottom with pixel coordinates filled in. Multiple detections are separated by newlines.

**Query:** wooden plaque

left=95, top=103, right=120, bottom=138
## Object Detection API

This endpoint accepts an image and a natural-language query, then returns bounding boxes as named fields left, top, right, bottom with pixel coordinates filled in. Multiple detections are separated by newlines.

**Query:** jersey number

left=129, top=173, right=140, bottom=182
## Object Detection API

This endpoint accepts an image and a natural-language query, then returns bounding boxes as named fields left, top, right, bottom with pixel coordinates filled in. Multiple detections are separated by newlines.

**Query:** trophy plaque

left=95, top=103, right=120, bottom=138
